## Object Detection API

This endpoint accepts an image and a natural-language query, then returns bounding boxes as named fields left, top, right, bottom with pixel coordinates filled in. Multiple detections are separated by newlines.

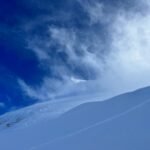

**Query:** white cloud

left=70, top=76, right=86, bottom=84
left=99, top=7, right=150, bottom=93
left=79, top=0, right=104, bottom=25
left=20, top=0, right=150, bottom=101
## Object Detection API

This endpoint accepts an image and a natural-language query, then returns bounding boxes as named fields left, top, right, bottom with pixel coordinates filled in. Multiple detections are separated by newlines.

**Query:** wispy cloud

left=19, top=0, right=150, bottom=101
left=102, top=6, right=150, bottom=93
left=78, top=0, right=105, bottom=25
left=0, top=102, right=5, bottom=108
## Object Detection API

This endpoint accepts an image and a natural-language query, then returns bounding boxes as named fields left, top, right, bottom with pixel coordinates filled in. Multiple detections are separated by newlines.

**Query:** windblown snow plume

left=19, top=0, right=150, bottom=101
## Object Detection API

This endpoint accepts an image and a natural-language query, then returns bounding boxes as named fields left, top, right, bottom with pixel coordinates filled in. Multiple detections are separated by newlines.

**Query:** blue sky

left=0, top=0, right=150, bottom=115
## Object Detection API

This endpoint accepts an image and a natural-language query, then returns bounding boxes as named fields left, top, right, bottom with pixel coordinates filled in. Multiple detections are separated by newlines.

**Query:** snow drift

left=0, top=86, right=150, bottom=150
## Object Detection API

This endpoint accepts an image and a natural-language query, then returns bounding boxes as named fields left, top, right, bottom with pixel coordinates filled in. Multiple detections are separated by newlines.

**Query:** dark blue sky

left=0, top=0, right=143, bottom=115
left=0, top=0, right=52, bottom=114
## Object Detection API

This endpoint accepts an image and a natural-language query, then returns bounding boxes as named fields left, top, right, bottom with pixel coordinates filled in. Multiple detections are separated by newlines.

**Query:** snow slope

left=0, top=93, right=112, bottom=130
left=0, top=86, right=150, bottom=150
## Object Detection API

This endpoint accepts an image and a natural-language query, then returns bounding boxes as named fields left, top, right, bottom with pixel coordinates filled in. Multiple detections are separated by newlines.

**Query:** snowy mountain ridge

left=0, top=86, right=150, bottom=150
left=0, top=92, right=113, bottom=130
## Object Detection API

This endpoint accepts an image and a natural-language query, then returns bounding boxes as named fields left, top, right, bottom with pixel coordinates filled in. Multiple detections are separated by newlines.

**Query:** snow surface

left=0, top=92, right=113, bottom=130
left=0, top=86, right=150, bottom=150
